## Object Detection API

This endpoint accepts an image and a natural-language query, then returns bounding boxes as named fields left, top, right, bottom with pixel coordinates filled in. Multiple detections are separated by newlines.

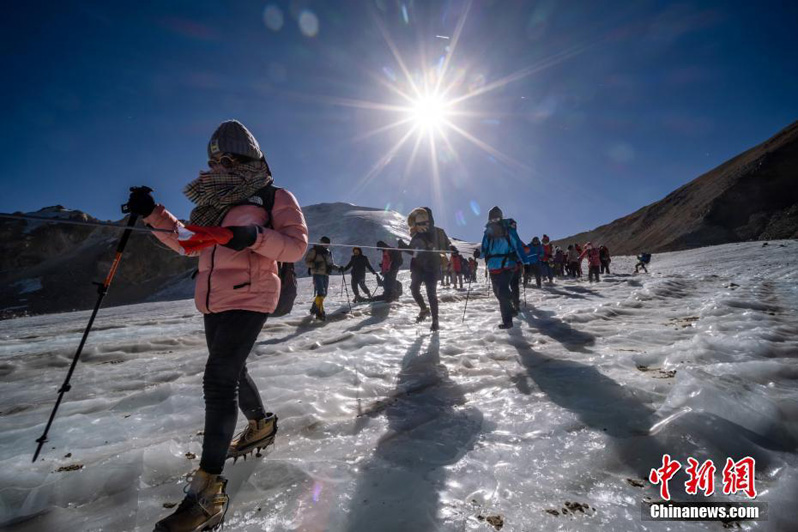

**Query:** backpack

left=389, top=248, right=403, bottom=270
left=484, top=220, right=516, bottom=268
left=640, top=253, right=652, bottom=264
left=253, top=185, right=297, bottom=317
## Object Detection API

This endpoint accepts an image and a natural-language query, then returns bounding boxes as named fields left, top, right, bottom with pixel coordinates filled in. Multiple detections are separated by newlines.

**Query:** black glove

left=126, top=186, right=155, bottom=217
left=397, top=239, right=409, bottom=249
left=222, top=225, right=258, bottom=251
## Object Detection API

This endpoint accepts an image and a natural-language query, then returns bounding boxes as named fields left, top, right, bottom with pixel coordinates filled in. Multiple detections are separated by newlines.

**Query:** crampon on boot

left=227, top=414, right=278, bottom=462
left=154, top=470, right=229, bottom=532
left=415, top=308, right=430, bottom=323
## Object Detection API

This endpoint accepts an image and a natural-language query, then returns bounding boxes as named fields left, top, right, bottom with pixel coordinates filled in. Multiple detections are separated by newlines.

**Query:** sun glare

left=324, top=0, right=590, bottom=209
left=410, top=94, right=448, bottom=132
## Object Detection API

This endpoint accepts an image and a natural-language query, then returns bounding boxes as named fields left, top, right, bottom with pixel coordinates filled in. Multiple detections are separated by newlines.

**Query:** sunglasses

left=416, top=221, right=429, bottom=226
left=207, top=155, right=239, bottom=169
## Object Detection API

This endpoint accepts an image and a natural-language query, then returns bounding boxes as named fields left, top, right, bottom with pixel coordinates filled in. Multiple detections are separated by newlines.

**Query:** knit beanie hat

left=320, top=236, right=331, bottom=244
left=488, top=206, right=503, bottom=221
left=208, top=120, right=263, bottom=161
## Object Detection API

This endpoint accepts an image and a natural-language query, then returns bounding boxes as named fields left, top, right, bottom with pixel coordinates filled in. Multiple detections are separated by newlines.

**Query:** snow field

left=0, top=241, right=797, bottom=531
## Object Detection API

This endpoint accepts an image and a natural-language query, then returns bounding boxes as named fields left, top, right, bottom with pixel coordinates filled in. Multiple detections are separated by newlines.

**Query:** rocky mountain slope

left=553, top=121, right=798, bottom=255
left=0, top=204, right=410, bottom=318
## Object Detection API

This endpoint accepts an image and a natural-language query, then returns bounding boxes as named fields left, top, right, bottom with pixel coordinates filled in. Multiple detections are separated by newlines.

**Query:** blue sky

left=3, top=0, right=797, bottom=241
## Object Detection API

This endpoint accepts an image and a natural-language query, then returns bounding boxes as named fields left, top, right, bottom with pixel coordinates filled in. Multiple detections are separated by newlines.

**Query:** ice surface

left=0, top=241, right=797, bottom=531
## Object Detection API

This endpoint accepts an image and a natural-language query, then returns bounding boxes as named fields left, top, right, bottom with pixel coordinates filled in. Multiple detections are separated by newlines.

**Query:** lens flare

left=470, top=200, right=481, bottom=216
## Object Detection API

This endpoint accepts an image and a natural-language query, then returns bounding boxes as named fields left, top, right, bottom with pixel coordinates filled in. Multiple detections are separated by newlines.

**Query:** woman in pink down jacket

left=126, top=120, right=307, bottom=532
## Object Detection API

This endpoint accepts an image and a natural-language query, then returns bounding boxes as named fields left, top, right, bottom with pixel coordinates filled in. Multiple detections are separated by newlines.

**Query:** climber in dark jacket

left=405, top=206, right=451, bottom=331
left=343, top=247, right=377, bottom=302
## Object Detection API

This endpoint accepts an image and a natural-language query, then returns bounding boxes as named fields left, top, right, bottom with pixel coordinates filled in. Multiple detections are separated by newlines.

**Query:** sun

left=410, top=93, right=449, bottom=132
left=320, top=0, right=592, bottom=208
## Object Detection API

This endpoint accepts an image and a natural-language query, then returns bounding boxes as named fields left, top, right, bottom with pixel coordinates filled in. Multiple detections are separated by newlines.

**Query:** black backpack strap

left=255, top=184, right=281, bottom=229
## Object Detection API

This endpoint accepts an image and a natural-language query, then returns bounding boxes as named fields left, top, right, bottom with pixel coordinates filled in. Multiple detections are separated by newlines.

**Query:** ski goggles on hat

left=207, top=154, right=239, bottom=169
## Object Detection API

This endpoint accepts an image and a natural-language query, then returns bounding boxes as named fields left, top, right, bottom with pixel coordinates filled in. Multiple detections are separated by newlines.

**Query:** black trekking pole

left=32, top=188, right=147, bottom=462
left=340, top=269, right=352, bottom=313
left=462, top=276, right=473, bottom=323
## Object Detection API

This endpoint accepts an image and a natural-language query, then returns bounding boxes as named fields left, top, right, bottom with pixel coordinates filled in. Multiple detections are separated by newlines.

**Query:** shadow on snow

left=344, top=335, right=483, bottom=531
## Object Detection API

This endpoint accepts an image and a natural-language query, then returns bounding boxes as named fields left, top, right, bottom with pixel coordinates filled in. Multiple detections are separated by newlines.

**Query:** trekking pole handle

left=121, top=186, right=153, bottom=215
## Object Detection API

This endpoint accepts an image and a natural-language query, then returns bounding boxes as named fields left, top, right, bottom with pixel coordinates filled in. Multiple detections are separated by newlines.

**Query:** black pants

left=410, top=268, right=439, bottom=321
left=568, top=261, right=580, bottom=278
left=351, top=275, right=371, bottom=299
left=531, top=263, right=542, bottom=287
left=600, top=260, right=610, bottom=274
left=200, top=310, right=268, bottom=475
left=490, top=269, right=515, bottom=325
left=510, top=267, right=521, bottom=310
left=636, top=262, right=648, bottom=273
left=383, top=269, right=398, bottom=300
left=588, top=265, right=601, bottom=282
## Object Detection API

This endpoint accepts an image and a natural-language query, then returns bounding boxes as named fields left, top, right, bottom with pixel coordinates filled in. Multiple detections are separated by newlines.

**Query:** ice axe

left=32, top=187, right=148, bottom=462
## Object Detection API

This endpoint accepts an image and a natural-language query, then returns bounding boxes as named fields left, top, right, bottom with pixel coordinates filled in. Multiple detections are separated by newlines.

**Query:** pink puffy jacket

left=578, top=247, right=602, bottom=267
left=144, top=189, right=308, bottom=314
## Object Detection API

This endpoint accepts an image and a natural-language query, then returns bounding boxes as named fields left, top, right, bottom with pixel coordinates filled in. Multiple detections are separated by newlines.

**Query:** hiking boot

left=310, top=302, right=319, bottom=316
left=154, top=470, right=229, bottom=532
left=228, top=414, right=278, bottom=460
left=498, top=322, right=513, bottom=330
left=430, top=319, right=439, bottom=332
left=415, top=308, right=430, bottom=322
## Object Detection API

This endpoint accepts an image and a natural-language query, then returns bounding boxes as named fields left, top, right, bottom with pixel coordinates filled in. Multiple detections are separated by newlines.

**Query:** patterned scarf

left=184, top=160, right=273, bottom=226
